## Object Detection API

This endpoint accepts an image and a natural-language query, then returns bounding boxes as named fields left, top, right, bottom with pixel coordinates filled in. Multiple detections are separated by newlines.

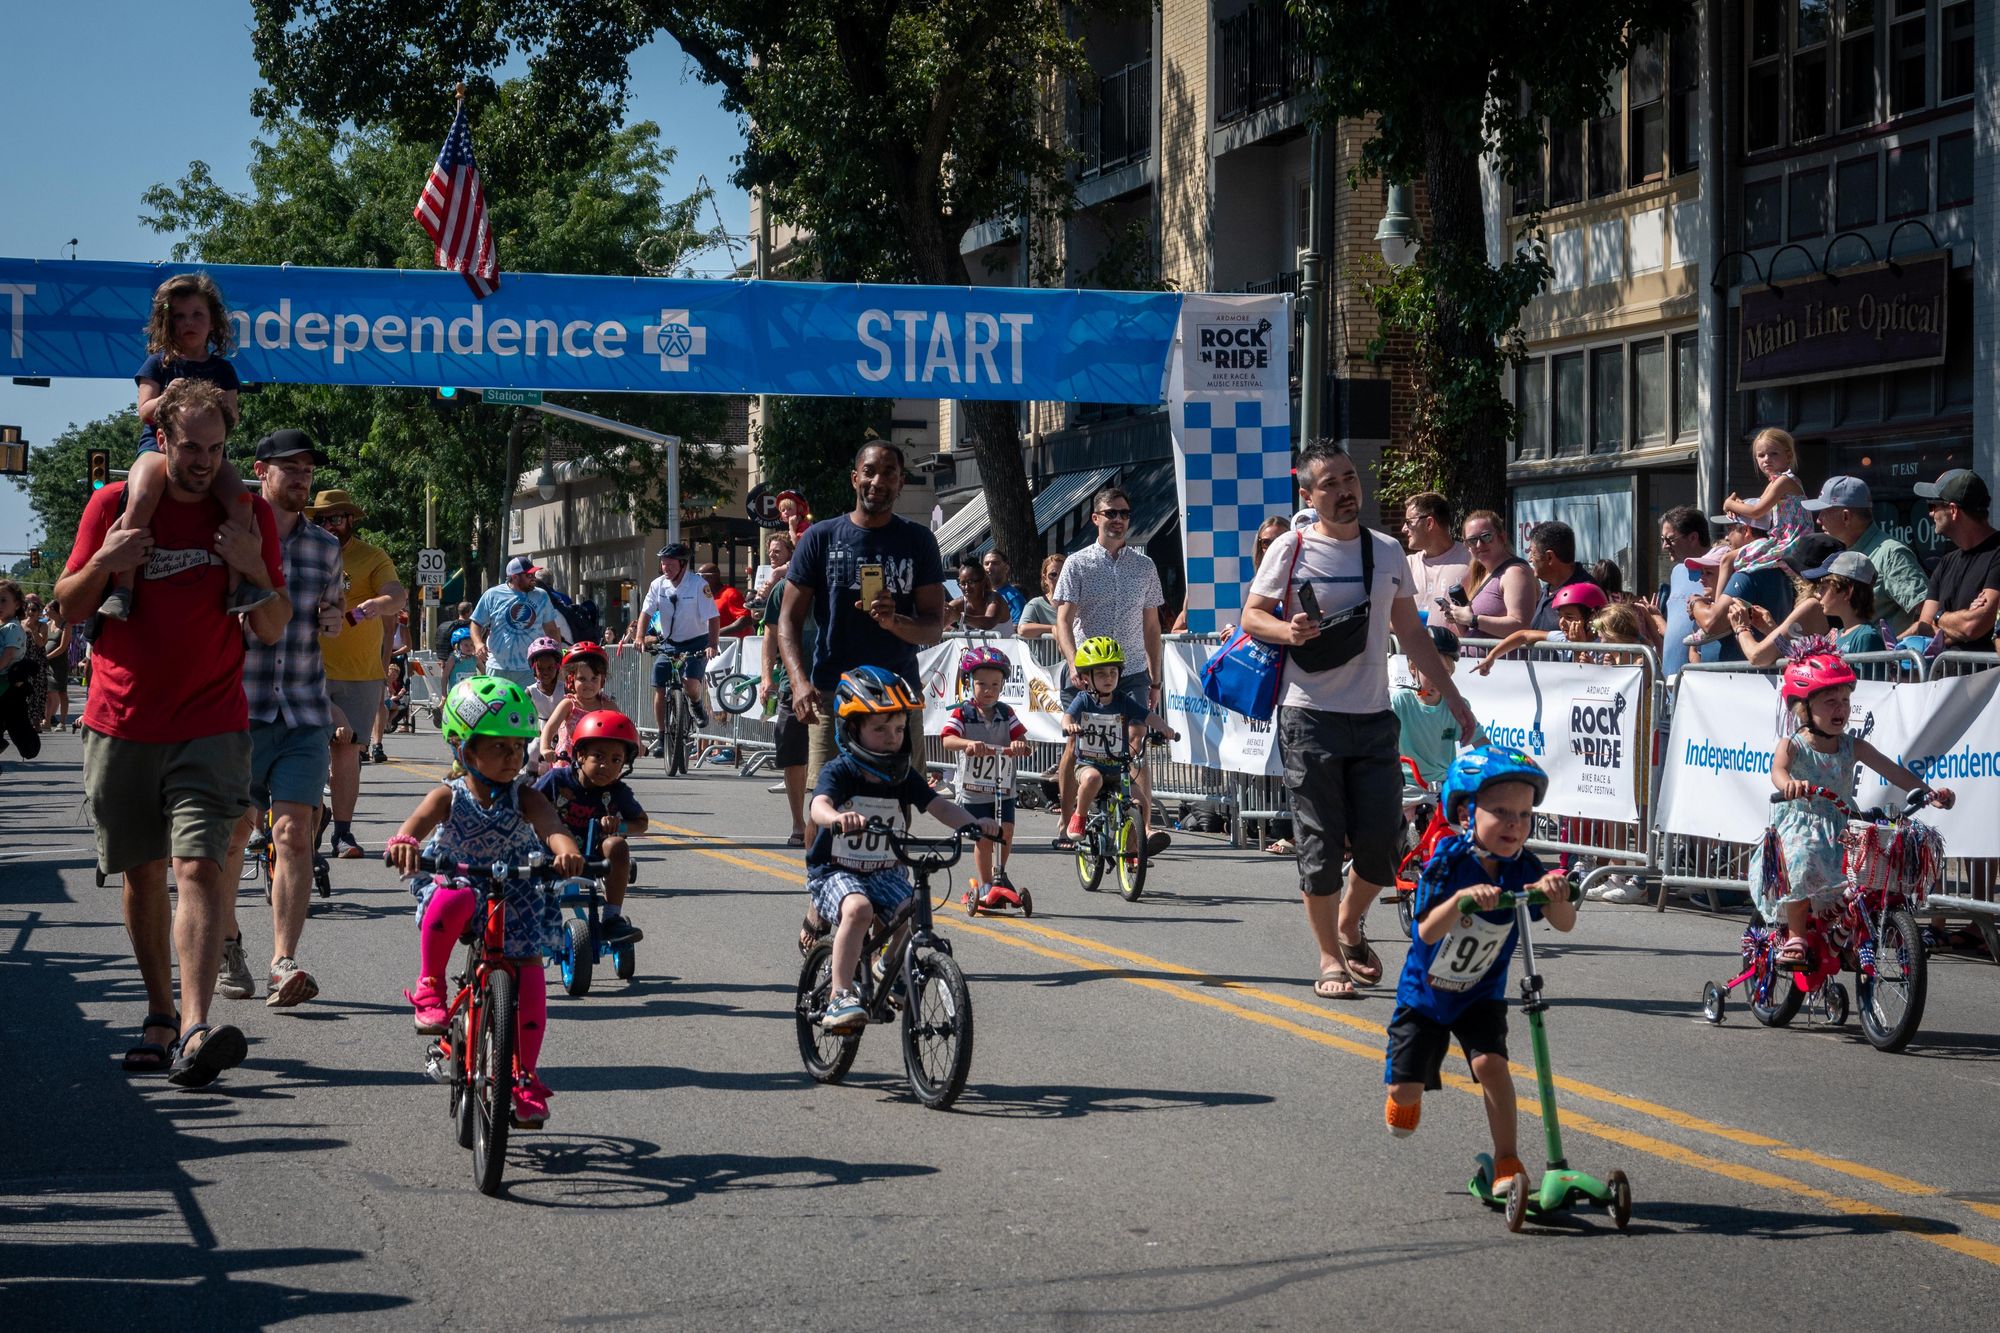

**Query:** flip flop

left=167, top=1023, right=248, bottom=1089
left=122, top=1011, right=178, bottom=1073
left=1313, top=961, right=1357, bottom=1000
left=1339, top=935, right=1384, bottom=987
left=786, top=831, right=806, bottom=848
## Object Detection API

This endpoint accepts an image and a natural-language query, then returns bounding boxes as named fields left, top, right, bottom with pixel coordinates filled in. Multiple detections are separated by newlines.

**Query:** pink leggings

left=418, top=885, right=548, bottom=1073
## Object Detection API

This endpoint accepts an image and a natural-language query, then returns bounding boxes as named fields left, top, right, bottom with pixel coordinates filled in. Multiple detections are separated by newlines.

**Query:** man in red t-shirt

left=56, top=378, right=291, bottom=1088
left=701, top=563, right=755, bottom=637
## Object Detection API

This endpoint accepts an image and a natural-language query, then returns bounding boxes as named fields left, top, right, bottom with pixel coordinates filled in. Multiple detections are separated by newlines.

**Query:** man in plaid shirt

left=219, top=430, right=347, bottom=1008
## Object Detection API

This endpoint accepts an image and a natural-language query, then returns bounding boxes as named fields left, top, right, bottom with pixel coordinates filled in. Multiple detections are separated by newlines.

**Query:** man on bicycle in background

left=625, top=542, right=719, bottom=757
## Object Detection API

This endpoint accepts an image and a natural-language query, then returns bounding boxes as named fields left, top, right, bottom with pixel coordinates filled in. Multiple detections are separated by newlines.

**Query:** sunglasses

left=1465, top=532, right=1498, bottom=547
left=1097, top=508, right=1132, bottom=520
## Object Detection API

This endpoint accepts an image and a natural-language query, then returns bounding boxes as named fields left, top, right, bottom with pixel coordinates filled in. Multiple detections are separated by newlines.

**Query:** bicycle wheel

left=449, top=1009, right=474, bottom=1148
left=714, top=673, right=759, bottom=715
left=1748, top=935, right=1804, bottom=1028
left=795, top=944, right=860, bottom=1083
left=900, top=949, right=974, bottom=1110
left=1075, top=814, right=1105, bottom=893
left=1859, top=904, right=1927, bottom=1053
left=560, top=919, right=593, bottom=997
left=669, top=691, right=691, bottom=777
left=1115, top=802, right=1148, bottom=902
left=472, top=969, right=517, bottom=1196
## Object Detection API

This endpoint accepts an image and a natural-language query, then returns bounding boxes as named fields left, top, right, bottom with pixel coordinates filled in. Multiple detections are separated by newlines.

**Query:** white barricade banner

left=1421, top=655, right=1646, bottom=821
left=916, top=642, right=1069, bottom=742
left=1874, top=666, right=2000, bottom=854
left=1161, top=639, right=1283, bottom=776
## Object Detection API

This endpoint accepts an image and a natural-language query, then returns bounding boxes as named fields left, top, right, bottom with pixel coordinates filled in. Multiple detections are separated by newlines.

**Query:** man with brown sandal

left=1239, top=442, right=1477, bottom=1001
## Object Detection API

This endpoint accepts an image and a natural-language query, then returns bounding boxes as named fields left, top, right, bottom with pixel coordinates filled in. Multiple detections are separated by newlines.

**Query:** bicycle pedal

left=422, top=1042, right=450, bottom=1083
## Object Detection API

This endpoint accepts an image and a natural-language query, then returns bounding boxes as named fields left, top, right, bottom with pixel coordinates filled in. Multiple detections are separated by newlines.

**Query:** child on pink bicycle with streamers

left=1749, top=638, right=1952, bottom=965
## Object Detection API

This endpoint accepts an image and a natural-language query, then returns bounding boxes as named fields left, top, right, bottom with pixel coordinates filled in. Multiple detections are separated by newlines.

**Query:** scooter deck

left=1469, top=1157, right=1616, bottom=1214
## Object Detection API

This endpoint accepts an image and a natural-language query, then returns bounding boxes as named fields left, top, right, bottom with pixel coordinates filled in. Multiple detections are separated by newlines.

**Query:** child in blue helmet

left=807, top=665, right=998, bottom=1033
left=1383, top=745, right=1576, bottom=1197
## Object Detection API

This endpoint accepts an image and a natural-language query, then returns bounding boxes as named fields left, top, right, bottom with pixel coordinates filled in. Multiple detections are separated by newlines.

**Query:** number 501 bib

left=834, top=795, right=904, bottom=873
left=1426, top=912, right=1513, bottom=993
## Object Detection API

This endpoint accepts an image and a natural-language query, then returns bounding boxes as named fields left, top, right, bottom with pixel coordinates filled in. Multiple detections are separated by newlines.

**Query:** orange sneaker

left=1491, top=1155, right=1528, bottom=1193
left=1384, top=1094, right=1421, bottom=1137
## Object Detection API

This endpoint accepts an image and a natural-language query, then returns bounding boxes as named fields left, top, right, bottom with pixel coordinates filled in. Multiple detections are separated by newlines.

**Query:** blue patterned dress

left=1747, top=731, right=1855, bottom=921
left=411, top=777, right=558, bottom=957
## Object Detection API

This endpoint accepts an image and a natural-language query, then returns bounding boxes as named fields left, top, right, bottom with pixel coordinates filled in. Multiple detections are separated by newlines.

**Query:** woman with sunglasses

left=1441, top=510, right=1536, bottom=643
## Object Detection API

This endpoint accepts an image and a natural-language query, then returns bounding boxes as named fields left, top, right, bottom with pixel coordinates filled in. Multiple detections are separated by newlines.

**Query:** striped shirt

left=242, top=517, right=342, bottom=728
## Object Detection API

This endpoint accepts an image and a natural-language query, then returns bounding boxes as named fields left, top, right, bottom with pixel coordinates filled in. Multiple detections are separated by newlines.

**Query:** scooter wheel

left=1018, top=888, right=1033, bottom=918
left=1504, top=1172, right=1530, bottom=1232
left=963, top=888, right=980, bottom=917
left=1607, top=1169, right=1632, bottom=1230
left=1701, top=981, right=1726, bottom=1024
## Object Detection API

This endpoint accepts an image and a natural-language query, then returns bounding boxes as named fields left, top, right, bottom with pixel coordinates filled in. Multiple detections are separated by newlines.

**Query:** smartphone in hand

left=858, top=562, right=886, bottom=608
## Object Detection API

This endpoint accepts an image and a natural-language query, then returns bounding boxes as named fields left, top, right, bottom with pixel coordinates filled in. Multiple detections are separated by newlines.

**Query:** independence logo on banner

left=0, top=257, right=1184, bottom=405
left=1169, top=294, right=1294, bottom=636
left=1406, top=656, right=1646, bottom=821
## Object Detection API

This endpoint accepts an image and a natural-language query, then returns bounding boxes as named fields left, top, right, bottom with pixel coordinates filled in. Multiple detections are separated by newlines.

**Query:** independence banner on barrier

left=1405, top=655, right=1646, bottom=821
left=1658, top=668, right=2000, bottom=854
left=0, top=257, right=1185, bottom=404
left=1163, top=638, right=1283, bottom=776
left=1168, top=294, right=1294, bottom=636
left=916, top=640, right=1069, bottom=743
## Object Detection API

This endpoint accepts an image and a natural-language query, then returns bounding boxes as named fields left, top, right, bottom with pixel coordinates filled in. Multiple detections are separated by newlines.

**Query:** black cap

left=255, top=428, right=326, bottom=464
left=1913, top=469, right=1991, bottom=508
left=1784, top=533, right=1845, bottom=575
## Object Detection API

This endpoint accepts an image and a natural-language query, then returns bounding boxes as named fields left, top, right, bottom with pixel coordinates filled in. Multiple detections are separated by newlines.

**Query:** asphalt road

left=7, top=728, right=2000, bottom=1329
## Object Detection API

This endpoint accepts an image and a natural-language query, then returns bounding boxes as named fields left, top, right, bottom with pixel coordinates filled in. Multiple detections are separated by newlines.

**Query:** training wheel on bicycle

left=1701, top=980, right=1726, bottom=1024
left=1819, top=979, right=1849, bottom=1027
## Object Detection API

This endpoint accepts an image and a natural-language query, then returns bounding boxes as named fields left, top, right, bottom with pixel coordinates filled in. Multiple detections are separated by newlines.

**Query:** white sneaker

left=1584, top=880, right=1617, bottom=901
left=766, top=782, right=787, bottom=794
left=1600, top=878, right=1649, bottom=905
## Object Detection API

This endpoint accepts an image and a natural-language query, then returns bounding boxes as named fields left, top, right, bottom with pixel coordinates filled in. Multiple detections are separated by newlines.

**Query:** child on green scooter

left=1383, top=745, right=1576, bottom=1197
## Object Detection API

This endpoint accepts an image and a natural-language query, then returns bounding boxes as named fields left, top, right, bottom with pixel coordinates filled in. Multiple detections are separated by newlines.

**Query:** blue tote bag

left=1199, top=533, right=1303, bottom=722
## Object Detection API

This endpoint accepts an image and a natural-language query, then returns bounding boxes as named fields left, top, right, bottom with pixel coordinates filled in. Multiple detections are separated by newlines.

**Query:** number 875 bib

left=1425, top=912, right=1513, bottom=993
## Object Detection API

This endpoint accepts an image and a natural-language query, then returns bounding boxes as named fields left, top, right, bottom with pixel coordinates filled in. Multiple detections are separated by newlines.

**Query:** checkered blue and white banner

left=1168, top=294, right=1294, bottom=635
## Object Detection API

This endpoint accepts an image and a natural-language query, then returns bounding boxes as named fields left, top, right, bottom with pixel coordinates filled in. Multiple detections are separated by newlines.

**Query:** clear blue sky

left=0, top=3, right=749, bottom=549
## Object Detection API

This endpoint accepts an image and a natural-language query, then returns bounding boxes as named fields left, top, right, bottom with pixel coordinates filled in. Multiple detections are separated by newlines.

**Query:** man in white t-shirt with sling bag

left=1241, top=441, right=1477, bottom=1001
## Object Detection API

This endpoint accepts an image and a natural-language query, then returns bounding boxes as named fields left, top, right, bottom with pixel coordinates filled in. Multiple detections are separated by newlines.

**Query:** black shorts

left=1384, top=1000, right=1510, bottom=1091
left=1278, top=706, right=1403, bottom=892
left=772, top=688, right=809, bottom=769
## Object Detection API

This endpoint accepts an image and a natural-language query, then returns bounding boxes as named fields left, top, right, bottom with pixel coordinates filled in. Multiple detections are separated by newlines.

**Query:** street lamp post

left=1375, top=183, right=1419, bottom=268
left=1297, top=123, right=1327, bottom=445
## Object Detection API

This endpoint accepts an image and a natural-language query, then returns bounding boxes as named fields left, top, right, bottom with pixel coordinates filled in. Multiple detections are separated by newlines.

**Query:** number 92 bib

left=1425, top=912, right=1514, bottom=993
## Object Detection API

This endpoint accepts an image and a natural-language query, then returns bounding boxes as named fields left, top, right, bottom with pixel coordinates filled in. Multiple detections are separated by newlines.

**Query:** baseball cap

left=505, top=555, right=540, bottom=577
left=254, top=428, right=327, bottom=464
left=1784, top=533, right=1845, bottom=575
left=1709, top=509, right=1772, bottom=532
left=1685, top=542, right=1733, bottom=572
left=1800, top=549, right=1877, bottom=585
left=1913, top=469, right=1991, bottom=508
left=1799, top=476, right=1872, bottom=512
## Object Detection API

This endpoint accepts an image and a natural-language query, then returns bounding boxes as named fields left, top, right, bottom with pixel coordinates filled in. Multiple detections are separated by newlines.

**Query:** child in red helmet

left=533, top=708, right=651, bottom=944
left=1751, top=638, right=1952, bottom=964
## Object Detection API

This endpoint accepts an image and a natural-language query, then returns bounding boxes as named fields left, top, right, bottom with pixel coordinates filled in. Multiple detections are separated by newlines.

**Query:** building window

left=1792, top=1, right=1832, bottom=142
left=1588, top=69, right=1622, bottom=198
left=1628, top=40, right=1666, bottom=187
left=1670, top=21, right=1701, bottom=174
left=1553, top=353, right=1586, bottom=458
left=1632, top=339, right=1667, bottom=446
left=1744, top=178, right=1784, bottom=248
left=1673, top=332, right=1700, bottom=443
left=1939, top=0, right=1973, bottom=101
left=1548, top=121, right=1584, bottom=206
left=1886, top=141, right=1929, bottom=218
left=1835, top=154, right=1878, bottom=230
left=1888, top=0, right=1926, bottom=114
left=1747, top=0, right=1787, bottom=150
left=1936, top=130, right=1972, bottom=208
left=1839, top=0, right=1878, bottom=128
left=1516, top=359, right=1549, bottom=461
left=1788, top=166, right=1829, bottom=240
left=1591, top=346, right=1625, bottom=453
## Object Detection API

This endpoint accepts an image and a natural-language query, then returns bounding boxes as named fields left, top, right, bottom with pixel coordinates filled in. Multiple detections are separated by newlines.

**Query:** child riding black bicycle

left=1062, top=636, right=1177, bottom=846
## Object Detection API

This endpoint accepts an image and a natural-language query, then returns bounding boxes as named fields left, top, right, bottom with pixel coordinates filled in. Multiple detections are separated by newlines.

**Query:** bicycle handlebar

left=412, top=852, right=611, bottom=880
left=1454, top=888, right=1555, bottom=913
left=1768, top=785, right=1935, bottom=821
left=859, top=817, right=994, bottom=871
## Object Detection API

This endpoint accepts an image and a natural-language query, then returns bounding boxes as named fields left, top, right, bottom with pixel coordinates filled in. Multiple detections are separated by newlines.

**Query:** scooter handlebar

left=1453, top=888, right=1554, bottom=914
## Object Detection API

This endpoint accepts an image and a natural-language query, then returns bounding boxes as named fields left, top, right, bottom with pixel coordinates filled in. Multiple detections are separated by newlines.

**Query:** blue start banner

left=0, top=257, right=1186, bottom=404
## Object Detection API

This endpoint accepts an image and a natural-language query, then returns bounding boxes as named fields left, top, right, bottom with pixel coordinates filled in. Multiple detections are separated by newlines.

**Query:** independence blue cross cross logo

left=643, top=308, right=708, bottom=372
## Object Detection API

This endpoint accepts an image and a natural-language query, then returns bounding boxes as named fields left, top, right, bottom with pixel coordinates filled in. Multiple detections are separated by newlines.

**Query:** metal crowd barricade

left=1656, top=650, right=1927, bottom=914
left=1455, top=636, right=1659, bottom=896
left=1912, top=650, right=2000, bottom=957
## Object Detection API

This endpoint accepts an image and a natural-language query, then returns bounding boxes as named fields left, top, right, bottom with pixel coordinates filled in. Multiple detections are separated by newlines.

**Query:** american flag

left=414, top=102, right=500, bottom=298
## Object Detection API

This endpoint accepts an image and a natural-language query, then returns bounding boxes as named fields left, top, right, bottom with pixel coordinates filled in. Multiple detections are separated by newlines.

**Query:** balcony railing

left=1216, top=1, right=1311, bottom=126
left=1235, top=270, right=1304, bottom=393
left=1077, top=59, right=1153, bottom=178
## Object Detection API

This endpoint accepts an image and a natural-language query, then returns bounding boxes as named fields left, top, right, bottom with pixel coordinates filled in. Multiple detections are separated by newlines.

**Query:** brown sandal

left=1312, top=961, right=1357, bottom=1000
left=1339, top=934, right=1384, bottom=987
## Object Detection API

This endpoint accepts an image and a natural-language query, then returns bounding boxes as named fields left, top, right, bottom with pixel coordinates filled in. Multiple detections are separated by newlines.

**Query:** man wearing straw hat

left=308, top=488, right=407, bottom=860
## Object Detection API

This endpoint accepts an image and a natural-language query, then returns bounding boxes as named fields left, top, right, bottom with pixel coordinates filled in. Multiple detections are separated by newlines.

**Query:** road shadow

left=0, top=866, right=411, bottom=1321
left=538, top=1062, right=815, bottom=1095
left=498, top=1138, right=938, bottom=1210
left=951, top=1080, right=1278, bottom=1120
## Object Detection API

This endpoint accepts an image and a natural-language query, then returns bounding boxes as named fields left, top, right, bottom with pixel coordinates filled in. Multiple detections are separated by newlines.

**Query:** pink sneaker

left=514, top=1076, right=553, bottom=1127
left=405, top=977, right=448, bottom=1034
left=1066, top=813, right=1085, bottom=838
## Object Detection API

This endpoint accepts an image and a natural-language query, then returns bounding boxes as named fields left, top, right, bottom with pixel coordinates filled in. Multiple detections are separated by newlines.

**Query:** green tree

left=753, top=397, right=896, bottom=525
left=140, top=82, right=734, bottom=585
left=1293, top=0, right=1693, bottom=512
left=250, top=0, right=1146, bottom=570
left=13, top=410, right=141, bottom=587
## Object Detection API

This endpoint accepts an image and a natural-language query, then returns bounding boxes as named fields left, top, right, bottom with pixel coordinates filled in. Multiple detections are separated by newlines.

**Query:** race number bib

left=1076, top=711, right=1125, bottom=762
left=834, top=796, right=904, bottom=873
left=1425, top=912, right=1513, bottom=993
left=956, top=750, right=1015, bottom=797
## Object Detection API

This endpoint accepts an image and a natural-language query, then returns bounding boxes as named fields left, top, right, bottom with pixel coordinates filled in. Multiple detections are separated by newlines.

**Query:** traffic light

left=28, top=549, right=41, bottom=570
left=435, top=386, right=461, bottom=402
left=87, top=448, right=110, bottom=491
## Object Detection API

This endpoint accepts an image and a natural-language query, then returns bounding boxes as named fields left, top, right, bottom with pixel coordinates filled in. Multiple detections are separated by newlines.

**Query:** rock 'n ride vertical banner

left=1167, top=295, right=1295, bottom=636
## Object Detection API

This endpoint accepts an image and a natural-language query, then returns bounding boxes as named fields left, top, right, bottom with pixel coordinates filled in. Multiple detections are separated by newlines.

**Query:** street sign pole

left=423, top=481, right=437, bottom=648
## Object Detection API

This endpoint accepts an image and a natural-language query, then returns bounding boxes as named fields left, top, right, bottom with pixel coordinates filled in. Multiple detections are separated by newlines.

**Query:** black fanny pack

left=1289, top=529, right=1374, bottom=675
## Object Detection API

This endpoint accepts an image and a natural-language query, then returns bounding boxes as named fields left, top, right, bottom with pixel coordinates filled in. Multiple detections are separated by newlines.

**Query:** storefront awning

left=1062, top=460, right=1179, bottom=552
left=930, top=490, right=993, bottom=564
left=972, top=464, right=1120, bottom=558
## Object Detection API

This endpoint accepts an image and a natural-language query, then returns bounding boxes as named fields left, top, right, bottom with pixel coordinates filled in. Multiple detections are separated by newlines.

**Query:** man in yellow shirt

left=309, top=490, right=407, bottom=859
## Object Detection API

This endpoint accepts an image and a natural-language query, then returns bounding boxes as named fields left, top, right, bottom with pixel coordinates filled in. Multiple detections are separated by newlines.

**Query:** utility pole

left=423, top=480, right=436, bottom=649
left=1296, top=104, right=1329, bottom=445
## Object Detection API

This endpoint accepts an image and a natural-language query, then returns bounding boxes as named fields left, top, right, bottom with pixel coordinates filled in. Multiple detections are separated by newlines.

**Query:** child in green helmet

left=385, top=675, right=584, bottom=1128
left=1062, top=635, right=1177, bottom=843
